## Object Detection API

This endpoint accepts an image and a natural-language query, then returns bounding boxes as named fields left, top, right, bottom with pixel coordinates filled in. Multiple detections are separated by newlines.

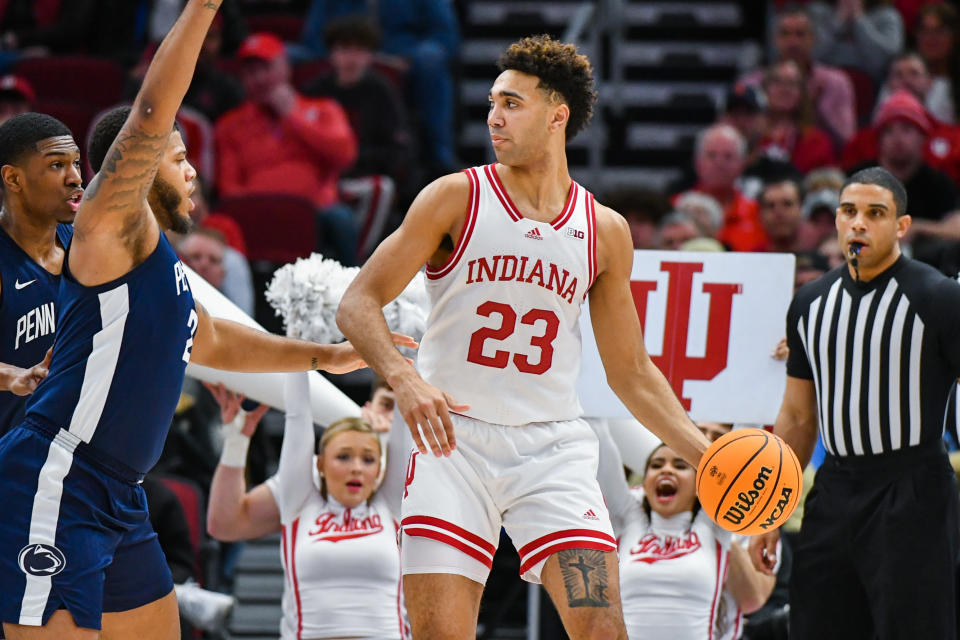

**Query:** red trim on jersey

left=518, top=539, right=617, bottom=576
left=484, top=163, right=523, bottom=222
left=517, top=528, right=616, bottom=558
left=485, top=163, right=579, bottom=229
left=401, top=515, right=497, bottom=555
left=357, top=174, right=382, bottom=253
left=550, top=182, right=578, bottom=231
left=403, top=527, right=495, bottom=569
left=281, top=523, right=290, bottom=583
left=585, top=192, right=598, bottom=292
left=708, top=541, right=726, bottom=640
left=425, top=168, right=480, bottom=280
left=290, top=518, right=304, bottom=639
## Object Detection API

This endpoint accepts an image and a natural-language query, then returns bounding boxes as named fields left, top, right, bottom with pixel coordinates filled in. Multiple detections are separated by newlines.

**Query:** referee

left=750, top=167, right=960, bottom=639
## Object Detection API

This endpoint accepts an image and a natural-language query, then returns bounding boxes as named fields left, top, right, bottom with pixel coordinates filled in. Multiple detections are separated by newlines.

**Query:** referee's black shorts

left=790, top=439, right=960, bottom=640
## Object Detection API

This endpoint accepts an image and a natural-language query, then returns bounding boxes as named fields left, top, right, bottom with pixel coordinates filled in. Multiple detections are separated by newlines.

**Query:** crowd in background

left=3, top=0, right=960, bottom=638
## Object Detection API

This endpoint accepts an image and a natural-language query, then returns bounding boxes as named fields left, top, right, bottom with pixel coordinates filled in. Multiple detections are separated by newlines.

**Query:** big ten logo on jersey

left=309, top=510, right=384, bottom=543
left=631, top=261, right=742, bottom=410
left=15, top=302, right=55, bottom=350
left=628, top=530, right=702, bottom=564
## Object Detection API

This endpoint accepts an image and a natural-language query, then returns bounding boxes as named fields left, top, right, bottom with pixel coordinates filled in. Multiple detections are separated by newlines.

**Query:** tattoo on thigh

left=558, top=549, right=610, bottom=608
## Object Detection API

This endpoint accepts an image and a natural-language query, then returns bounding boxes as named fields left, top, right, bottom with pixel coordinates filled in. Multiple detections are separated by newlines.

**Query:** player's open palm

left=10, top=347, right=52, bottom=396
left=396, top=376, right=469, bottom=458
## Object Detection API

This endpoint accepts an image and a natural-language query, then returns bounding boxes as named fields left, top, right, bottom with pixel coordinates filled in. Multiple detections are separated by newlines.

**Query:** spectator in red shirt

left=676, top=124, right=769, bottom=251
left=740, top=4, right=856, bottom=148
left=215, top=33, right=360, bottom=265
left=758, top=59, right=837, bottom=174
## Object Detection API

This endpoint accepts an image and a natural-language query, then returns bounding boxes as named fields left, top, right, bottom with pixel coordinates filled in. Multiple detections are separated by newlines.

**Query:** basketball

left=696, top=428, right=802, bottom=535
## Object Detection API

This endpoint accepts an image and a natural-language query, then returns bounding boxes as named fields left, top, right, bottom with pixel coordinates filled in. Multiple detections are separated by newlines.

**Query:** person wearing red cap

left=214, top=32, right=360, bottom=264
left=871, top=90, right=959, bottom=224
left=0, top=75, right=33, bottom=127
left=843, top=89, right=960, bottom=270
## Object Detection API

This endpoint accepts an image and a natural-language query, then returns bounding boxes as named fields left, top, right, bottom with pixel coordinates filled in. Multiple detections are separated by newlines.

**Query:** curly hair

left=497, top=34, right=597, bottom=140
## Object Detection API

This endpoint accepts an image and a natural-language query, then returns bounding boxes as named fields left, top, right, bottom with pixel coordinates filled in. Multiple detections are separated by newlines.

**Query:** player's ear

left=1, top=164, right=22, bottom=192
left=549, top=103, right=570, bottom=133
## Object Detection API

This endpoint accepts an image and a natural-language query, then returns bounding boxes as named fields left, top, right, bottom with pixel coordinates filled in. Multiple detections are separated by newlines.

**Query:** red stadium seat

left=215, top=194, right=317, bottom=263
left=33, top=99, right=101, bottom=178
left=246, top=13, right=305, bottom=41
left=157, top=474, right=207, bottom=586
left=842, top=66, right=877, bottom=127
left=292, top=59, right=332, bottom=91
left=15, top=56, right=125, bottom=111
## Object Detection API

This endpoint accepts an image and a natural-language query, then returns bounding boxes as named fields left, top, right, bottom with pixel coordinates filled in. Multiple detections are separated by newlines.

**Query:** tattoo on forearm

left=311, top=357, right=319, bottom=370
left=203, top=1, right=218, bottom=9
left=558, top=549, right=610, bottom=608
left=84, top=124, right=167, bottom=213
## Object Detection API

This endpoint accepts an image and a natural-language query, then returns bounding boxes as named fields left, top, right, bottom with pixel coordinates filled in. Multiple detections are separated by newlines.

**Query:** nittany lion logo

left=18, top=543, right=66, bottom=577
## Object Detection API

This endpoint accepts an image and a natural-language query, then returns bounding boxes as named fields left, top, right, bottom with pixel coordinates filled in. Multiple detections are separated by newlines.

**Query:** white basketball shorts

left=399, top=413, right=616, bottom=584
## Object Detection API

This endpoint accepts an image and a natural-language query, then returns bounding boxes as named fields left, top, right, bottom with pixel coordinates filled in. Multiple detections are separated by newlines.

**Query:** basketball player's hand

left=396, top=377, right=469, bottom=457
left=9, top=347, right=53, bottom=396
left=320, top=333, right=418, bottom=375
left=748, top=529, right=780, bottom=576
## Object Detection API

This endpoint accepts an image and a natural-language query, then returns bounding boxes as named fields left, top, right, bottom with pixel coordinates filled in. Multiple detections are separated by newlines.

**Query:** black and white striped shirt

left=786, top=256, right=960, bottom=456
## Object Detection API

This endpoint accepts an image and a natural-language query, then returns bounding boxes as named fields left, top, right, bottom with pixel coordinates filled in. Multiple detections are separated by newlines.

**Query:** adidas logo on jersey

left=524, top=227, right=543, bottom=240
left=583, top=509, right=599, bottom=521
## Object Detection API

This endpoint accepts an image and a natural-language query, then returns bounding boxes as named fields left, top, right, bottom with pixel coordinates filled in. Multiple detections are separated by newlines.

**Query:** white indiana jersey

left=618, top=491, right=734, bottom=640
left=417, top=163, right=598, bottom=425
left=267, top=487, right=407, bottom=640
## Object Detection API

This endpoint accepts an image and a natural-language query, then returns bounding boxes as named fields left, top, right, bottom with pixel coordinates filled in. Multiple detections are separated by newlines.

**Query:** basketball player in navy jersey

left=0, top=2, right=406, bottom=638
left=0, top=113, right=82, bottom=433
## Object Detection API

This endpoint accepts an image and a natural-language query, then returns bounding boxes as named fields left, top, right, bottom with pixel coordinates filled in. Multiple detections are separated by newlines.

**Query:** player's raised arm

left=588, top=203, right=711, bottom=466
left=75, top=0, right=220, bottom=244
left=337, top=173, right=471, bottom=456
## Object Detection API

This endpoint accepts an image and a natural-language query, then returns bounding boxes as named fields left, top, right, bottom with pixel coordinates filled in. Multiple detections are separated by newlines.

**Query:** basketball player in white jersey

left=338, top=36, right=711, bottom=638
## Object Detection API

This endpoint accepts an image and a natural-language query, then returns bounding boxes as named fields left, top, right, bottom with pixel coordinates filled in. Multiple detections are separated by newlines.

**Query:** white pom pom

left=266, top=254, right=430, bottom=344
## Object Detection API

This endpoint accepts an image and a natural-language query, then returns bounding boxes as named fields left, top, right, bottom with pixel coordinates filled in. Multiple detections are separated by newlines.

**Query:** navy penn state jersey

left=0, top=223, right=73, bottom=432
left=24, top=232, right=197, bottom=476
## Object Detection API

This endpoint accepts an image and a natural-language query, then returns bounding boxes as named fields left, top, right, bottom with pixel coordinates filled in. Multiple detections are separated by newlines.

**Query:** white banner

left=183, top=265, right=360, bottom=425
left=578, top=251, right=795, bottom=424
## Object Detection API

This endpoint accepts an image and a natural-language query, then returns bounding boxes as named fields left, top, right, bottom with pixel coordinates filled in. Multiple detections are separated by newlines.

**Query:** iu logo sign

left=18, top=543, right=66, bottom=577
left=630, top=261, right=742, bottom=410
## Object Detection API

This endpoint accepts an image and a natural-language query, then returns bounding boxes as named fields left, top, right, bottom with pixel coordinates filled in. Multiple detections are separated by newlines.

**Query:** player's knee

left=568, top=610, right=626, bottom=640
left=409, top=616, right=475, bottom=640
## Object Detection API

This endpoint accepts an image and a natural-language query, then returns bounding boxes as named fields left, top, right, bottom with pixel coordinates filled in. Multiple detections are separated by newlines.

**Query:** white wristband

left=219, top=411, right=250, bottom=468
left=220, top=432, right=250, bottom=468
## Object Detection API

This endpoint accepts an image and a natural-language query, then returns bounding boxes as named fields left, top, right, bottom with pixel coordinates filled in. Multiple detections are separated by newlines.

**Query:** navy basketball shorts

left=0, top=424, right=173, bottom=630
